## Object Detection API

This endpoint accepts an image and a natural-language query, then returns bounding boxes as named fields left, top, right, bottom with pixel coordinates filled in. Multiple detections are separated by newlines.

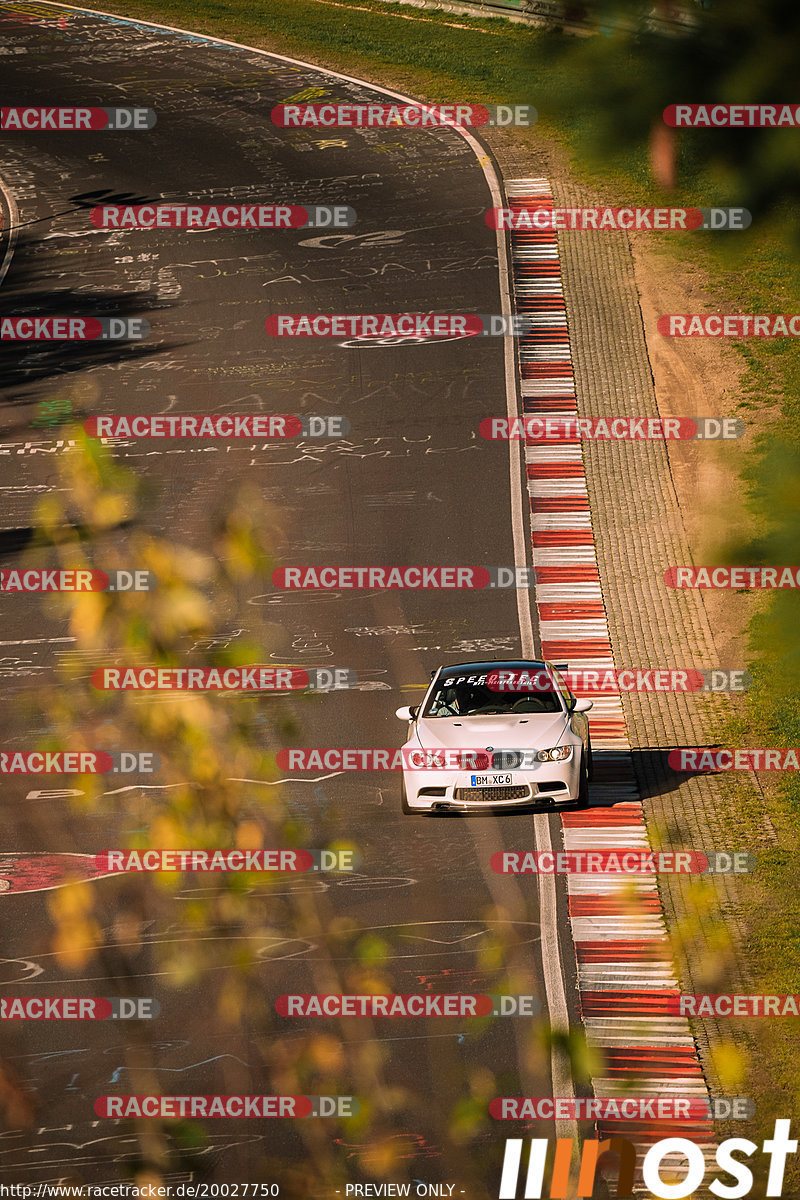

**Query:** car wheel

left=401, top=776, right=412, bottom=814
left=576, top=752, right=590, bottom=808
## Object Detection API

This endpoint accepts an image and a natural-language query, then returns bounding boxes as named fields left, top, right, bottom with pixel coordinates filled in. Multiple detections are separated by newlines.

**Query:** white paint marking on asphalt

left=14, top=0, right=577, bottom=1142
left=0, top=169, right=20, bottom=287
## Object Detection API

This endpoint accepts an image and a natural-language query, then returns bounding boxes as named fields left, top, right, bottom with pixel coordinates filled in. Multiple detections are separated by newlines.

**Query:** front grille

left=491, top=751, right=523, bottom=769
left=535, top=780, right=568, bottom=793
left=453, top=785, right=531, bottom=803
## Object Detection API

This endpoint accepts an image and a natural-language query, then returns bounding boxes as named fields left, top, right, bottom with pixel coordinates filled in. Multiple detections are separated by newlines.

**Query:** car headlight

left=535, top=745, right=573, bottom=762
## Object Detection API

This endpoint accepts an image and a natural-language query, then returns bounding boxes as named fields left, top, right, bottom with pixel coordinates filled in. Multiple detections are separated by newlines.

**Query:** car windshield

left=422, top=676, right=563, bottom=717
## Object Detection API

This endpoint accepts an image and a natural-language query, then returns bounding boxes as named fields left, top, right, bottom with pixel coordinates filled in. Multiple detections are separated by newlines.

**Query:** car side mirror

left=396, top=705, right=418, bottom=721
left=572, top=698, right=593, bottom=713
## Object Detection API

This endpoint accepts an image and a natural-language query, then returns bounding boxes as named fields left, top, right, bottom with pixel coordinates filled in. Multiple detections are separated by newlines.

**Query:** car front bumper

left=402, top=758, right=581, bottom=812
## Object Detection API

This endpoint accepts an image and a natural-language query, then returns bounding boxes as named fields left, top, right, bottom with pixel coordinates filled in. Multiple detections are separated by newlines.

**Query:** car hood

left=415, top=713, right=568, bottom=750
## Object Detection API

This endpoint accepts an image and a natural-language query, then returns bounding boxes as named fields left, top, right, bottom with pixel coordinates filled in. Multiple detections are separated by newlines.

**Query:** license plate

left=470, top=773, right=513, bottom=787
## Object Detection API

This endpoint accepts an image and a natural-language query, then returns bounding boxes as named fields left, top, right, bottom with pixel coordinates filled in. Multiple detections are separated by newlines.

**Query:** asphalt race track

left=0, top=3, right=585, bottom=1190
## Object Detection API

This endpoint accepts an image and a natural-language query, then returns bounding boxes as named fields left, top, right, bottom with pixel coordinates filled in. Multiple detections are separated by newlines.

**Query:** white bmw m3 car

left=395, top=660, right=593, bottom=814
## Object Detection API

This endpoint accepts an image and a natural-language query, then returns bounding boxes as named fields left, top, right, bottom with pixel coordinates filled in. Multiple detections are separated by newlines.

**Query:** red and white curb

left=505, top=178, right=715, bottom=1177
